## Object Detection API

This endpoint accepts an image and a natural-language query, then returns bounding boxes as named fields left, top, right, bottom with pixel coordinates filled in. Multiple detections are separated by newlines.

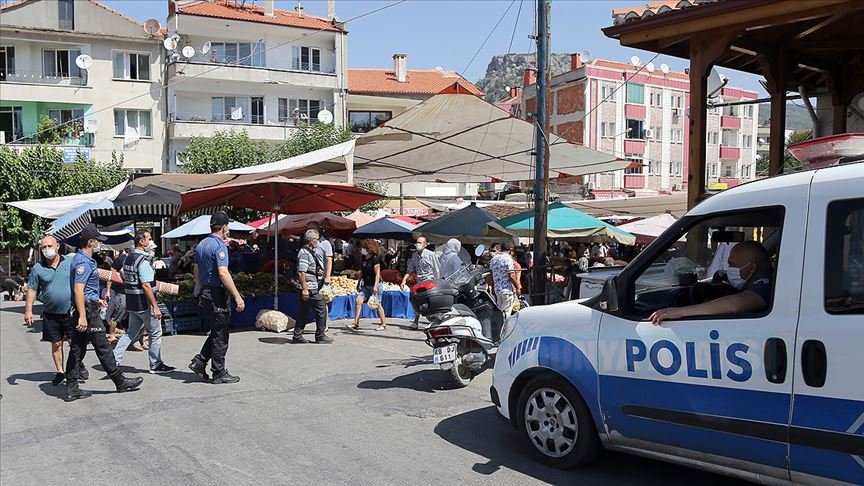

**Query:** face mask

left=361, top=248, right=368, bottom=256
left=415, top=243, right=424, bottom=251
left=42, top=248, right=57, bottom=260
left=726, top=264, right=751, bottom=290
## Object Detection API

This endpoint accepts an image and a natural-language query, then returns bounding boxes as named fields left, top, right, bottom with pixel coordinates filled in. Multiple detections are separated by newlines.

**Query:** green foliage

left=0, top=145, right=127, bottom=250
left=357, top=182, right=388, bottom=212
left=269, top=123, right=354, bottom=161
left=36, top=115, right=63, bottom=145
left=159, top=272, right=295, bottom=305
left=756, top=129, right=812, bottom=176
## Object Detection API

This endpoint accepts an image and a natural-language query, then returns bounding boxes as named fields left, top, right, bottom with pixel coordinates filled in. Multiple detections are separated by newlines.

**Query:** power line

left=460, top=0, right=518, bottom=77
left=8, top=0, right=408, bottom=145
left=507, top=0, right=524, bottom=55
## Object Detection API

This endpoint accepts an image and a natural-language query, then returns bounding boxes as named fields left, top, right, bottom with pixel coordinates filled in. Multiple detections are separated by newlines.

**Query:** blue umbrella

left=163, top=215, right=255, bottom=239
left=414, top=202, right=507, bottom=244
left=353, top=217, right=417, bottom=241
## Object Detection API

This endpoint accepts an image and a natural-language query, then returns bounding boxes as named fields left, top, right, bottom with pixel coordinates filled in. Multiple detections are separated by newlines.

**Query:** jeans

left=114, top=309, right=164, bottom=370
left=294, top=291, right=327, bottom=339
left=66, top=303, right=121, bottom=381
left=195, top=287, right=230, bottom=375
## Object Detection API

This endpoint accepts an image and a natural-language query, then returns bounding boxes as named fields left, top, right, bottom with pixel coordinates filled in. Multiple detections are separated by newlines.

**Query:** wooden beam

left=687, top=34, right=721, bottom=210
left=793, top=13, right=844, bottom=40
left=795, top=39, right=864, bottom=50
left=768, top=49, right=788, bottom=176
left=827, top=70, right=848, bottom=134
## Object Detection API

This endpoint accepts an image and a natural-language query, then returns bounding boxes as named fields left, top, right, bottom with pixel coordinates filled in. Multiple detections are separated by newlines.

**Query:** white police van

left=491, top=162, right=863, bottom=485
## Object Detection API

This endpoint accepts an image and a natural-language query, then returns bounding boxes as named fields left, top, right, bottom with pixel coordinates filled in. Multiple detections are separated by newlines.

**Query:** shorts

left=357, top=284, right=384, bottom=301
left=41, top=311, right=74, bottom=343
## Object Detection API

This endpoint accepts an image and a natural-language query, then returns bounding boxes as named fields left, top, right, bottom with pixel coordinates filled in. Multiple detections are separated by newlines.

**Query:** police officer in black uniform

left=188, top=211, right=245, bottom=384
left=66, top=224, right=143, bottom=401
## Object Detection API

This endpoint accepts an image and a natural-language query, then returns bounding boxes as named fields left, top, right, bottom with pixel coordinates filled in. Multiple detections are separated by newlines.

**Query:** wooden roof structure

left=603, top=0, right=864, bottom=209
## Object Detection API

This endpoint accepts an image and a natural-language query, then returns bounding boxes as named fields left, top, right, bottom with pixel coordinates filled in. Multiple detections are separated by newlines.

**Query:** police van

left=490, top=162, right=863, bottom=485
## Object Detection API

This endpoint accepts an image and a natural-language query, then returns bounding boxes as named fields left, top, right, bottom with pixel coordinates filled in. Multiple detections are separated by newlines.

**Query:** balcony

left=719, top=146, right=741, bottom=159
left=168, top=62, right=338, bottom=90
left=169, top=112, right=302, bottom=141
left=0, top=70, right=86, bottom=87
left=720, top=116, right=741, bottom=129
left=624, top=139, right=646, bottom=154
left=625, top=104, right=646, bottom=119
left=623, top=174, right=645, bottom=189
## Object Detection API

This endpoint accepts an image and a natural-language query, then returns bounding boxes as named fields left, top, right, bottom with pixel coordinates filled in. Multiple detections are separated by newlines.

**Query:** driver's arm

left=650, top=291, right=767, bottom=325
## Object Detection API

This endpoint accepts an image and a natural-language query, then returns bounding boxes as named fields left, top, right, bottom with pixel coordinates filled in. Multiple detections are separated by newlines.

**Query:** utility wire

left=460, top=0, right=518, bottom=78
left=8, top=0, right=408, bottom=144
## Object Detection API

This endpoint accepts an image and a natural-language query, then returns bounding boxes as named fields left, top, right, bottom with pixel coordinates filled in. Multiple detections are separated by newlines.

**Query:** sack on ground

left=255, top=309, right=295, bottom=333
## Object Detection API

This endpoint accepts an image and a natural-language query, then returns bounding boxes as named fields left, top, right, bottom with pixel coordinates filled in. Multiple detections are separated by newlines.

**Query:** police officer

left=188, top=211, right=245, bottom=384
left=66, top=224, right=143, bottom=401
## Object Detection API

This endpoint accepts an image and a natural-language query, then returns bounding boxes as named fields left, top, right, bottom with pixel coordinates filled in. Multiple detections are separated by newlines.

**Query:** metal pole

left=532, top=0, right=550, bottom=305
left=399, top=183, right=404, bottom=215
left=273, top=211, right=279, bottom=311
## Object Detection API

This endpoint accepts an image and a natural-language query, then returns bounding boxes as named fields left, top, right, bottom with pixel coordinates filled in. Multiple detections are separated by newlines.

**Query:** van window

left=825, top=198, right=864, bottom=314
left=625, top=207, right=784, bottom=319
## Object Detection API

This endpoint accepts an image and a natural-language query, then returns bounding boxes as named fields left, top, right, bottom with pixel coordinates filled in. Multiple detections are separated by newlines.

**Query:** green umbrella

left=487, top=202, right=636, bottom=245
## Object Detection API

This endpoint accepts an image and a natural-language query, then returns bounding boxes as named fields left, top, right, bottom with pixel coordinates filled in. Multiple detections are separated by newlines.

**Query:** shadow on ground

left=434, top=406, right=735, bottom=485
left=357, top=369, right=460, bottom=393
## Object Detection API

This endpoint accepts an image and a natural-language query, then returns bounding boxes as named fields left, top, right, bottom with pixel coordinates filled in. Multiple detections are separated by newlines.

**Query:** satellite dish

left=646, top=62, right=655, bottom=73
left=181, top=46, right=195, bottom=59
left=143, top=19, right=161, bottom=35
left=707, top=67, right=728, bottom=98
left=201, top=41, right=212, bottom=54
left=83, top=118, right=99, bottom=134
left=317, top=109, right=333, bottom=125
left=660, top=63, right=670, bottom=74
left=171, top=33, right=180, bottom=42
left=170, top=52, right=182, bottom=63
left=630, top=55, right=641, bottom=67
left=163, top=37, right=178, bottom=51
left=74, top=54, right=93, bottom=70
left=504, top=85, right=511, bottom=93
left=580, top=50, right=592, bottom=63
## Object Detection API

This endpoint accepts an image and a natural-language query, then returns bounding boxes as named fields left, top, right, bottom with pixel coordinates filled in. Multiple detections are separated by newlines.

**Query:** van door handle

left=801, top=340, right=827, bottom=388
left=763, top=337, right=787, bottom=384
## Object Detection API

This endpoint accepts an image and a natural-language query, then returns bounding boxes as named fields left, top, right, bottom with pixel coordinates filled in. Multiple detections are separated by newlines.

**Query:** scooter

left=410, top=262, right=505, bottom=388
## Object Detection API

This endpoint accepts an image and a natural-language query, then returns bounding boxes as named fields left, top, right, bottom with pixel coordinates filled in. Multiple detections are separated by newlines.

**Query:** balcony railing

left=182, top=59, right=337, bottom=75
left=170, top=112, right=314, bottom=127
left=721, top=116, right=741, bottom=129
left=0, top=70, right=86, bottom=86
left=719, top=146, right=741, bottom=159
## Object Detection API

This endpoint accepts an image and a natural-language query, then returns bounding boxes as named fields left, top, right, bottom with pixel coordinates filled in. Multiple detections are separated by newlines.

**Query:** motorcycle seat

left=450, top=304, right=476, bottom=317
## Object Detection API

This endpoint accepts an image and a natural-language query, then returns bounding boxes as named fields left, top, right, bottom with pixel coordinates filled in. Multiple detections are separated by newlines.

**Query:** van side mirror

left=474, top=244, right=485, bottom=257
left=604, top=277, right=619, bottom=312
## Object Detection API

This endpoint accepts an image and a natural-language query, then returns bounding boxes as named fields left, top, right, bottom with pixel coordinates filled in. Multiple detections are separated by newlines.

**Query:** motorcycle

left=410, top=260, right=506, bottom=388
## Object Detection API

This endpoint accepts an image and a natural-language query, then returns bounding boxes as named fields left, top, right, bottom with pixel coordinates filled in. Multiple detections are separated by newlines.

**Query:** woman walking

left=350, top=240, right=386, bottom=331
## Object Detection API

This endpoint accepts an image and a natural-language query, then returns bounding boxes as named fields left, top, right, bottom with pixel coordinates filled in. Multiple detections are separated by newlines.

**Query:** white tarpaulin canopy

left=219, top=140, right=356, bottom=181
left=5, top=180, right=127, bottom=219
left=616, top=212, right=679, bottom=239
left=273, top=89, right=628, bottom=183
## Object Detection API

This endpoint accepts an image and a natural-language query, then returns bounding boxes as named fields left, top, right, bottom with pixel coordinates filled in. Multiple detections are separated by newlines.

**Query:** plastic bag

left=367, top=294, right=380, bottom=309
left=319, top=284, right=334, bottom=303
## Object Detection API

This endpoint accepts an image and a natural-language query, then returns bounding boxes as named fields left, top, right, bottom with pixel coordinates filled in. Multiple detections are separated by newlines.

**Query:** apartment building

left=166, top=0, right=348, bottom=170
left=347, top=53, right=483, bottom=198
left=0, top=0, right=165, bottom=172
left=521, top=54, right=759, bottom=196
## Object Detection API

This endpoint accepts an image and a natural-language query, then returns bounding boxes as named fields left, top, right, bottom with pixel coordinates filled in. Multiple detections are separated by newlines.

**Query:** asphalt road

left=0, top=301, right=739, bottom=485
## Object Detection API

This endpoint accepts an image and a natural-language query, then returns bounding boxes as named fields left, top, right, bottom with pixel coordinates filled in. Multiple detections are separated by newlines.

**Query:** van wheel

left=517, top=376, right=601, bottom=469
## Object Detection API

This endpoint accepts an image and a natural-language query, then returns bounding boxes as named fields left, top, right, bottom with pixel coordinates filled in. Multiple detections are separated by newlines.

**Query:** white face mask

left=415, top=243, right=424, bottom=251
left=42, top=248, right=57, bottom=260
left=726, top=263, right=751, bottom=290
left=361, top=248, right=368, bottom=256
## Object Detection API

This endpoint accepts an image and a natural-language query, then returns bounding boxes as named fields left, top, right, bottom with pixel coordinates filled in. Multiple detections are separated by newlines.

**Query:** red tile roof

left=612, top=0, right=718, bottom=25
left=348, top=69, right=483, bottom=96
left=176, top=0, right=344, bottom=32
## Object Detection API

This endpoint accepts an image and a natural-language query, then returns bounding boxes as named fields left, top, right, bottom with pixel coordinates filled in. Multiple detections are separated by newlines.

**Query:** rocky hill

left=475, top=53, right=572, bottom=102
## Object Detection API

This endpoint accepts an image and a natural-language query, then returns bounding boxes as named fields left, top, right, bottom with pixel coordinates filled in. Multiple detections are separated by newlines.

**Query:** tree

left=357, top=182, right=388, bottom=212
left=755, top=129, right=812, bottom=176
left=0, top=145, right=127, bottom=253
left=269, top=123, right=353, bottom=161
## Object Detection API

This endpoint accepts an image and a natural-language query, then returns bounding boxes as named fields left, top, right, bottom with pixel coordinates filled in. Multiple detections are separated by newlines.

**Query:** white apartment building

left=522, top=54, right=759, bottom=197
left=0, top=0, right=166, bottom=172
left=166, top=0, right=348, bottom=171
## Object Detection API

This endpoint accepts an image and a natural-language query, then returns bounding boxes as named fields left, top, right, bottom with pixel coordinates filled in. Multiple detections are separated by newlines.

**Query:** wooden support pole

left=687, top=44, right=710, bottom=210
left=768, top=50, right=787, bottom=176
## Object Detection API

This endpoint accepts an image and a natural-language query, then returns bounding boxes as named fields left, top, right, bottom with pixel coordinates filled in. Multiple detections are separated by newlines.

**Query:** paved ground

left=0, top=300, right=736, bottom=485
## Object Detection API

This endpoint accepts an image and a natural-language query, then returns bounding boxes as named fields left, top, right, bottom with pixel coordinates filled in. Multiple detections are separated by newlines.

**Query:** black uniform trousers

left=66, top=302, right=121, bottom=381
left=294, top=290, right=327, bottom=340
left=197, top=286, right=230, bottom=375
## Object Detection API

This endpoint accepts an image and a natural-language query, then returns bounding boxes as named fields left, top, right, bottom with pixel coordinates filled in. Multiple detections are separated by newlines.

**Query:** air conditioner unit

left=671, top=108, right=680, bottom=117
left=672, top=183, right=681, bottom=191
left=644, top=129, right=653, bottom=139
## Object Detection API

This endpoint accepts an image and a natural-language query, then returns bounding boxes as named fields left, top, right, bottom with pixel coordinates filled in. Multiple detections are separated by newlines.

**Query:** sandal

left=347, top=323, right=361, bottom=331
left=375, top=325, right=386, bottom=331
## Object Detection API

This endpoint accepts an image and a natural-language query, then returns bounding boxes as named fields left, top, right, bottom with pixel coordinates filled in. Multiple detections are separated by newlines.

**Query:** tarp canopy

left=5, top=180, right=127, bottom=219
left=218, top=140, right=356, bottom=181
left=272, top=90, right=629, bottom=183
left=345, top=210, right=378, bottom=227
left=353, top=217, right=417, bottom=241
left=489, top=202, right=636, bottom=244
left=162, top=215, right=255, bottom=239
left=616, top=212, right=678, bottom=245
left=252, top=212, right=356, bottom=240
left=414, top=202, right=510, bottom=245
left=565, top=194, right=689, bottom=218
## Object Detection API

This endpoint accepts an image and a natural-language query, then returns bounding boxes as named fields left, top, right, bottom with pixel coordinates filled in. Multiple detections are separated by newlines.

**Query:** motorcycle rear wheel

left=449, top=355, right=473, bottom=388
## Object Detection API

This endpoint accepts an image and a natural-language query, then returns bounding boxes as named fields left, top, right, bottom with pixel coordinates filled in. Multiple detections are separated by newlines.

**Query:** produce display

left=330, top=275, right=358, bottom=296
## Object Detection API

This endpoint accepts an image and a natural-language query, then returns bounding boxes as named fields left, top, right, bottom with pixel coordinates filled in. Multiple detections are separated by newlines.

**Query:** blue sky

left=102, top=0, right=764, bottom=96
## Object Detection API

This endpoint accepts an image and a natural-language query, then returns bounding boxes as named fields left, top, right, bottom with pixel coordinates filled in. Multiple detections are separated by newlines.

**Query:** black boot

left=65, top=381, right=92, bottom=401
left=188, top=356, right=209, bottom=382
left=78, top=364, right=89, bottom=381
left=112, top=373, right=143, bottom=392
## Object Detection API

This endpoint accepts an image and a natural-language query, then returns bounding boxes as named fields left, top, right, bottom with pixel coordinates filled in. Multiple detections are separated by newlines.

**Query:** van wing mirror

left=604, top=276, right=620, bottom=312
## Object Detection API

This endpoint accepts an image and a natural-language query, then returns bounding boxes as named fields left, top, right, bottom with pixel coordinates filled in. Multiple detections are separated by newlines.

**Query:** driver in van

left=650, top=241, right=773, bottom=325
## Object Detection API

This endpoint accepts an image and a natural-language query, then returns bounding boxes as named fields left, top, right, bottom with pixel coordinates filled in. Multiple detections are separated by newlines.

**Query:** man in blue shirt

left=24, top=235, right=88, bottom=386
left=189, top=211, right=245, bottom=384
left=65, top=224, right=144, bottom=401
left=113, top=230, right=176, bottom=374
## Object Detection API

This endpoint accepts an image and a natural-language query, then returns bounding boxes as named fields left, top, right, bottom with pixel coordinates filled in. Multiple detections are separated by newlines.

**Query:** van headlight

left=500, top=313, right=519, bottom=342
